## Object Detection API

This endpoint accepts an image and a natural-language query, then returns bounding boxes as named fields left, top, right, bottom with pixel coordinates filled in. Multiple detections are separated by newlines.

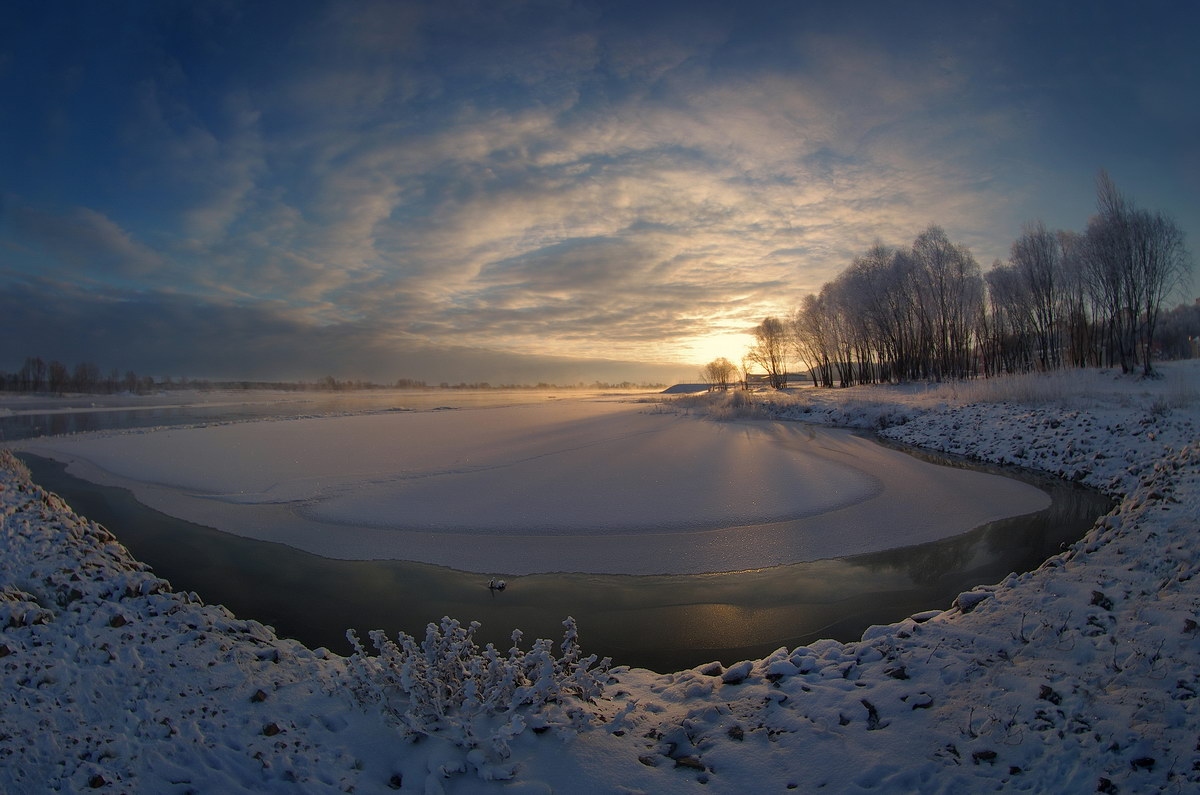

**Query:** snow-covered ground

left=2, top=362, right=1199, bottom=793
left=12, top=400, right=1047, bottom=575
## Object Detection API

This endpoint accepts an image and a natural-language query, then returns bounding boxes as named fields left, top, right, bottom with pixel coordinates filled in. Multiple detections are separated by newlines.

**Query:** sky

left=1, top=0, right=1197, bottom=385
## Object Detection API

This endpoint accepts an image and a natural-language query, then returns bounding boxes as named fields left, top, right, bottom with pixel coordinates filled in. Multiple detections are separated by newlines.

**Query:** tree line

left=0, top=358, right=157, bottom=395
left=0, top=359, right=412, bottom=395
left=702, top=172, right=1194, bottom=390
left=0, top=359, right=669, bottom=395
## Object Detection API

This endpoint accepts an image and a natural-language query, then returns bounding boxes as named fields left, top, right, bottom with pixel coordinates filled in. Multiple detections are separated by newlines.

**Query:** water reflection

left=17, top=451, right=1110, bottom=673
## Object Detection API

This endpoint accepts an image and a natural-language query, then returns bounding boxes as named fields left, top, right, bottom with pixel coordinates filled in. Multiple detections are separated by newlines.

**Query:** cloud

left=199, top=34, right=1020, bottom=364
left=124, top=80, right=268, bottom=243
left=478, top=237, right=646, bottom=294
left=6, top=1, right=1194, bottom=381
left=3, top=13, right=1021, bottom=372
left=0, top=275, right=692, bottom=384
left=1, top=197, right=165, bottom=279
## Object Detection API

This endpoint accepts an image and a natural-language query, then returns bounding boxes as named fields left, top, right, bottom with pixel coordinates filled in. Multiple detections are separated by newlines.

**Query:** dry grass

left=920, top=361, right=1200, bottom=411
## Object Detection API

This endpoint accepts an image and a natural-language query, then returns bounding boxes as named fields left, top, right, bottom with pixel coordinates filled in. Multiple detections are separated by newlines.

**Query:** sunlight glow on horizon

left=680, top=332, right=758, bottom=373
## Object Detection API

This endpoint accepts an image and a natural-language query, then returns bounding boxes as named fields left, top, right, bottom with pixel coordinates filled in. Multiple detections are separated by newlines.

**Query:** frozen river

left=9, top=389, right=1109, bottom=670
left=14, top=395, right=1051, bottom=575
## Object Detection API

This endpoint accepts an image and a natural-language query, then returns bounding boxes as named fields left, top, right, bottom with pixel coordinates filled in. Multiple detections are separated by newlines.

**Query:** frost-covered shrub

left=344, top=616, right=610, bottom=772
left=710, top=388, right=767, bottom=420
left=670, top=388, right=773, bottom=420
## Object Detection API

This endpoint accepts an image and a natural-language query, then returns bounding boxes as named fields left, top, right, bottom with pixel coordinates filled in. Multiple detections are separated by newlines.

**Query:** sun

left=683, top=331, right=755, bottom=370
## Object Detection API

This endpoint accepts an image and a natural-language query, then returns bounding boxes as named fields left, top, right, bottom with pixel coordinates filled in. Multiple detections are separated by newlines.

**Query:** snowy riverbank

left=3, top=364, right=1199, bottom=792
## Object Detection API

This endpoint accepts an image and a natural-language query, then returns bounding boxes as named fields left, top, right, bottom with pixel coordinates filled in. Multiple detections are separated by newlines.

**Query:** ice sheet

left=20, top=399, right=1050, bottom=575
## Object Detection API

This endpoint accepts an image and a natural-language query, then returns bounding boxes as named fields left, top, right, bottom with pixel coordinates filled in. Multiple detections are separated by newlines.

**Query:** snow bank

left=0, top=449, right=365, bottom=792
left=13, top=400, right=1048, bottom=574
left=4, top=364, right=1200, bottom=793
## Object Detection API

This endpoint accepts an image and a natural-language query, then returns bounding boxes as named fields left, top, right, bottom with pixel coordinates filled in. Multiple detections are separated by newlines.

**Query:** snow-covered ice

left=3, top=361, right=1200, bottom=793
left=13, top=399, right=1048, bottom=574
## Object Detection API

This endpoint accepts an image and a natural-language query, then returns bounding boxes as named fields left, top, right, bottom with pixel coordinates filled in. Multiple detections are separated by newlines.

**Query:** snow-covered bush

left=344, top=616, right=610, bottom=775
left=668, top=388, right=773, bottom=420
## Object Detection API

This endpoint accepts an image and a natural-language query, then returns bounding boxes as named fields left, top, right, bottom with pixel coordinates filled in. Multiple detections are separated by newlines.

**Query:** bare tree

left=1009, top=221, right=1065, bottom=370
left=73, top=361, right=101, bottom=392
left=791, top=295, right=834, bottom=387
left=1128, top=208, right=1190, bottom=375
left=1057, top=229, right=1098, bottom=368
left=700, top=357, right=737, bottom=391
left=775, top=179, right=1186, bottom=388
left=984, top=261, right=1034, bottom=374
left=19, top=357, right=46, bottom=392
left=1083, top=171, right=1192, bottom=374
left=912, top=225, right=983, bottom=379
left=47, top=360, right=70, bottom=394
left=738, top=355, right=753, bottom=390
left=748, top=316, right=789, bottom=389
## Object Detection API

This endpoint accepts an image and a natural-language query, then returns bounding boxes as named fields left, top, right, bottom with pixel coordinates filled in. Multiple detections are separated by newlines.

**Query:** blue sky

left=2, top=0, right=1197, bottom=384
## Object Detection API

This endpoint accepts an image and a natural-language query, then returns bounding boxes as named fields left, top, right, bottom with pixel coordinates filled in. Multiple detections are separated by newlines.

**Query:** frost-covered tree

left=1157, top=299, right=1200, bottom=360
left=700, top=357, right=737, bottom=391
left=791, top=295, right=834, bottom=387
left=1057, top=229, right=1099, bottom=368
left=911, top=225, right=983, bottom=380
left=1009, top=221, right=1065, bottom=370
left=984, top=261, right=1035, bottom=374
left=771, top=176, right=1187, bottom=388
left=748, top=316, right=789, bottom=389
left=1082, top=171, right=1192, bottom=374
